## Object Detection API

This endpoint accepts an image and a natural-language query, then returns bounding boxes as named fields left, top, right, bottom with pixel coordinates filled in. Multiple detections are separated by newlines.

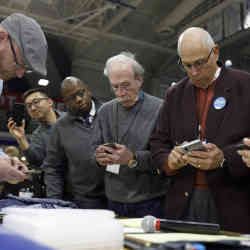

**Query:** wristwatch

left=128, top=152, right=138, bottom=168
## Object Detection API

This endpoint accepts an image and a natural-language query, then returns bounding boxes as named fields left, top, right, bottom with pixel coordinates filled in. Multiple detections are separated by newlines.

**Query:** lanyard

left=113, top=96, right=144, bottom=144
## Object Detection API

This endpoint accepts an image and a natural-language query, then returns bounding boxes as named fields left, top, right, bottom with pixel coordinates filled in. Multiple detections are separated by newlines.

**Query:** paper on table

left=125, top=232, right=250, bottom=244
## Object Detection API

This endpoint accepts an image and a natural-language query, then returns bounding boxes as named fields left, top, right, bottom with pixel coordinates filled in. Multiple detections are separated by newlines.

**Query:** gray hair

left=104, top=51, right=144, bottom=78
left=177, top=27, right=215, bottom=55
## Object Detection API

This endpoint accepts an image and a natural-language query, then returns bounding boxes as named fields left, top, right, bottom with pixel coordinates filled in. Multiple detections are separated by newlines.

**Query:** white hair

left=104, top=51, right=144, bottom=78
left=177, top=27, right=215, bottom=55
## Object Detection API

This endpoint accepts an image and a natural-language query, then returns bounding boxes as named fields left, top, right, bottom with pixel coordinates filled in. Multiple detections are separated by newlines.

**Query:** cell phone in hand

left=179, top=139, right=206, bottom=153
left=11, top=103, right=26, bottom=126
left=23, top=169, right=42, bottom=175
left=103, top=143, right=117, bottom=149
left=237, top=143, right=250, bottom=150
left=103, top=143, right=117, bottom=154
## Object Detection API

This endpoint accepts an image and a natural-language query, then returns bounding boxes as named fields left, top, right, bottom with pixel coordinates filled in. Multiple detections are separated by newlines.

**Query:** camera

left=179, top=139, right=206, bottom=153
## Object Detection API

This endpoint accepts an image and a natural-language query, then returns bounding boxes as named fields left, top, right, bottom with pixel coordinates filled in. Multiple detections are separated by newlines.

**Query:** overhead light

left=38, top=79, right=49, bottom=86
left=225, top=60, right=232, bottom=67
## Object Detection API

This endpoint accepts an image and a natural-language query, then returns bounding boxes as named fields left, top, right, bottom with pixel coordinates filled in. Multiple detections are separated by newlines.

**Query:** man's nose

left=75, top=95, right=82, bottom=103
left=30, top=104, right=36, bottom=111
left=189, top=65, right=199, bottom=76
left=115, top=87, right=126, bottom=97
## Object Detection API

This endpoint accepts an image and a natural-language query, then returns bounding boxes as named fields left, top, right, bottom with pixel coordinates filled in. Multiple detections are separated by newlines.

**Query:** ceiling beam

left=158, top=0, right=246, bottom=74
left=156, top=0, right=204, bottom=33
left=102, top=0, right=144, bottom=32
left=166, top=0, right=245, bottom=48
left=64, top=4, right=113, bottom=35
left=0, top=6, right=176, bottom=54
left=182, top=0, right=245, bottom=30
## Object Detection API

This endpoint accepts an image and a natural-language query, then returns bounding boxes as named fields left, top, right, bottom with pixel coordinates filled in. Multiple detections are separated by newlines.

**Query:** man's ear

left=48, top=98, right=53, bottom=107
left=0, top=31, right=9, bottom=50
left=213, top=44, right=219, bottom=59
left=135, top=75, right=143, bottom=88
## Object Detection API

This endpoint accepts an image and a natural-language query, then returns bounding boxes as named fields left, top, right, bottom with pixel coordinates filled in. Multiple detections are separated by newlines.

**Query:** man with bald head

left=93, top=51, right=167, bottom=218
left=150, top=27, right=250, bottom=233
left=43, top=76, right=106, bottom=209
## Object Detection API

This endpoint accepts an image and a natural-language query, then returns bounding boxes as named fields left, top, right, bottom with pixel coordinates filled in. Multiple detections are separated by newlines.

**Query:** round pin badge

left=213, top=97, right=226, bottom=110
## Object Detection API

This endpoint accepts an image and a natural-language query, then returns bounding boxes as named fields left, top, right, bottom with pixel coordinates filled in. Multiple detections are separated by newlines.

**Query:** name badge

left=213, top=97, right=226, bottom=110
left=106, top=164, right=120, bottom=175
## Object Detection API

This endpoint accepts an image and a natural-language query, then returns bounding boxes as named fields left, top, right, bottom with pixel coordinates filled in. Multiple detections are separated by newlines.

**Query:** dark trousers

left=183, top=189, right=218, bottom=224
left=75, top=197, right=107, bottom=209
left=108, top=197, right=164, bottom=218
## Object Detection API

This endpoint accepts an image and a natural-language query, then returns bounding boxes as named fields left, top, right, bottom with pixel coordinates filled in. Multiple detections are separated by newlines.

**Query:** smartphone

left=103, top=143, right=117, bottom=149
left=23, top=169, right=42, bottom=175
left=11, top=103, right=26, bottom=126
left=179, top=139, right=206, bottom=153
left=103, top=143, right=117, bottom=154
left=237, top=143, right=250, bottom=150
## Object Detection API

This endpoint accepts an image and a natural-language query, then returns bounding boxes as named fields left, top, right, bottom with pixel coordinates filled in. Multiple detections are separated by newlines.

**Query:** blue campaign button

left=213, top=97, right=226, bottom=110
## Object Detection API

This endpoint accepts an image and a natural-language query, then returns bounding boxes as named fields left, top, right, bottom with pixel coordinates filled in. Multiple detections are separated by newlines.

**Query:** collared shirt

left=213, top=67, right=221, bottom=82
left=76, top=100, right=96, bottom=125
left=87, top=100, right=96, bottom=123
left=195, top=67, right=221, bottom=187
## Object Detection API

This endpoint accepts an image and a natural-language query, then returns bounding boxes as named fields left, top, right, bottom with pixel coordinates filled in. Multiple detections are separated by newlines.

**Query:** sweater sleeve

left=43, top=125, right=67, bottom=199
left=23, top=128, right=46, bottom=168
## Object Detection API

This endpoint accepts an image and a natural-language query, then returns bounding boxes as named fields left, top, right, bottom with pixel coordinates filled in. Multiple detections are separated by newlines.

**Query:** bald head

left=177, top=27, right=215, bottom=56
left=61, top=76, right=88, bottom=97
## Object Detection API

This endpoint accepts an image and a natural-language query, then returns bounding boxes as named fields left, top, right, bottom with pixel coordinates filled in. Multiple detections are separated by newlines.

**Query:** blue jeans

left=108, top=197, right=164, bottom=218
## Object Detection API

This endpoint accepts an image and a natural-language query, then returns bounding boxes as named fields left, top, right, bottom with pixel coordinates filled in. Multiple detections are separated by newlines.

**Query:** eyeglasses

left=8, top=36, right=28, bottom=70
left=25, top=98, right=48, bottom=110
left=178, top=48, right=214, bottom=72
left=111, top=83, right=130, bottom=92
left=63, top=89, right=85, bottom=104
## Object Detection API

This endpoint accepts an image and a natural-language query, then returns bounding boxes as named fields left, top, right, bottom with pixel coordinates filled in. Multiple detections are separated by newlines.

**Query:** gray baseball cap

left=1, top=13, right=48, bottom=76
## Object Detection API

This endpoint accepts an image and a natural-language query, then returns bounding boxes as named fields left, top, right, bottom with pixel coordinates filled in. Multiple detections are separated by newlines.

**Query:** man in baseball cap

left=0, top=13, right=47, bottom=183
left=0, top=13, right=47, bottom=81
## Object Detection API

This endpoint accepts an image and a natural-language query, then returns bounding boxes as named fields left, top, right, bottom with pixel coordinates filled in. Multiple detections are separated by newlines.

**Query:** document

left=125, top=232, right=250, bottom=244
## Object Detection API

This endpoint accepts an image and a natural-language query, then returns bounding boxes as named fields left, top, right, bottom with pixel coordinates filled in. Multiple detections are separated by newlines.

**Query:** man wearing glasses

left=43, top=77, right=106, bottom=209
left=0, top=13, right=47, bottom=183
left=0, top=13, right=47, bottom=81
left=150, top=27, right=250, bottom=233
left=93, top=52, right=167, bottom=218
left=8, top=88, right=61, bottom=169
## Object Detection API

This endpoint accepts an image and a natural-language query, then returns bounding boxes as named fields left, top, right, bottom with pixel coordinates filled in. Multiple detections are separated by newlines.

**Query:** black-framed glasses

left=178, top=48, right=214, bottom=72
left=63, top=89, right=85, bottom=104
left=9, top=35, right=29, bottom=70
left=25, top=98, right=48, bottom=110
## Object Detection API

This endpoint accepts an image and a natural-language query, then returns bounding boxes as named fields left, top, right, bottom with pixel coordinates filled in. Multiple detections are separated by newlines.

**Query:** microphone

left=141, top=216, right=220, bottom=235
